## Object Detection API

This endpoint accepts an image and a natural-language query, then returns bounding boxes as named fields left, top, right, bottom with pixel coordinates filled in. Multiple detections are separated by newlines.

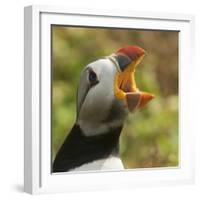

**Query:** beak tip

left=149, top=94, right=155, bottom=100
left=116, top=45, right=145, bottom=60
left=138, top=92, right=155, bottom=108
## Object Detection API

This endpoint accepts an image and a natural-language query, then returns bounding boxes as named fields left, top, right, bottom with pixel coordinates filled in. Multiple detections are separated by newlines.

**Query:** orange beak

left=113, top=45, right=154, bottom=112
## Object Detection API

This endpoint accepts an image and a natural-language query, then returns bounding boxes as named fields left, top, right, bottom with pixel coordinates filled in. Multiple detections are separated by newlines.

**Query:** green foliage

left=52, top=26, right=178, bottom=168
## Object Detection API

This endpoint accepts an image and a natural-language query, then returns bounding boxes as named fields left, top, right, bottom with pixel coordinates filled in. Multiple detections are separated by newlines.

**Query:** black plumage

left=53, top=124, right=122, bottom=172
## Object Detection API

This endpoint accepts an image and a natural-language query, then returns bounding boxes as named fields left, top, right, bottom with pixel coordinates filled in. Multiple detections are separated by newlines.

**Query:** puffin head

left=76, top=45, right=154, bottom=136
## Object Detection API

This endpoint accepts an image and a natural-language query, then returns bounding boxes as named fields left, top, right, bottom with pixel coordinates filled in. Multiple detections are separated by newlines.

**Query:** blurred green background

left=52, top=26, right=178, bottom=168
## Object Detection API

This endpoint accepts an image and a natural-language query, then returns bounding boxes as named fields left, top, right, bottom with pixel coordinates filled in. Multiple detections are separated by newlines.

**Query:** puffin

left=53, top=45, right=154, bottom=173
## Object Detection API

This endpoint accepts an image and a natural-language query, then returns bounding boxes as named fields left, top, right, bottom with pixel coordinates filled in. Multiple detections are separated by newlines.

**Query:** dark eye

left=88, top=70, right=99, bottom=86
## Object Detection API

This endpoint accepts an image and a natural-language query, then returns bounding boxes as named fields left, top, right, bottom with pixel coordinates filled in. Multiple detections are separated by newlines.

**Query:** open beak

left=113, top=45, right=154, bottom=112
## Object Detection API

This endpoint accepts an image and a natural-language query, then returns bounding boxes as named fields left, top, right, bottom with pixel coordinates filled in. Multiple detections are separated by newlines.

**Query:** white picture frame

left=24, top=5, right=195, bottom=194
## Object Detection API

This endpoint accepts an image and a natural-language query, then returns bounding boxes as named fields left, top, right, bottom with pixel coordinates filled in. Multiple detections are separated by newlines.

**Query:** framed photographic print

left=24, top=5, right=195, bottom=194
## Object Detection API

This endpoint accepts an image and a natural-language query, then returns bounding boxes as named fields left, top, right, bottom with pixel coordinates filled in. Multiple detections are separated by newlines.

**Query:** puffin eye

left=88, top=70, right=99, bottom=86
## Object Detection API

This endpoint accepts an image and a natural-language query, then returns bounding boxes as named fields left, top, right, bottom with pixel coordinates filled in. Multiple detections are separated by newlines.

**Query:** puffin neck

left=53, top=124, right=123, bottom=172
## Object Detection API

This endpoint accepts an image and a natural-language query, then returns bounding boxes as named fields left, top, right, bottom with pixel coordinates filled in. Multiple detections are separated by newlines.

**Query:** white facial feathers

left=77, top=58, right=125, bottom=136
